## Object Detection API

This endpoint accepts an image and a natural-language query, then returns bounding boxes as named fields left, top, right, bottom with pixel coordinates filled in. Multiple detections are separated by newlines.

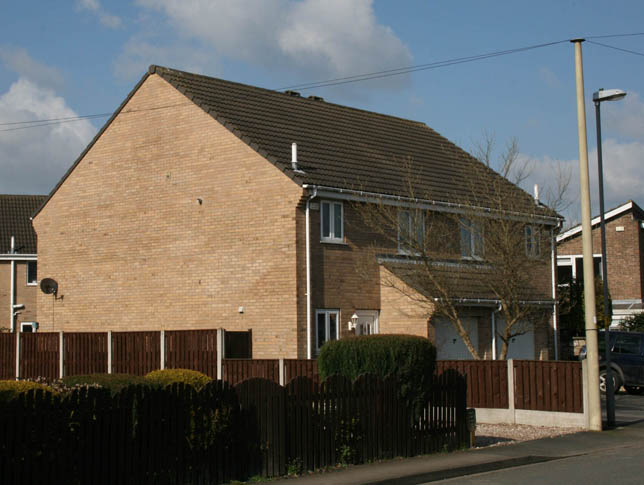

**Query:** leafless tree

left=355, top=136, right=563, bottom=359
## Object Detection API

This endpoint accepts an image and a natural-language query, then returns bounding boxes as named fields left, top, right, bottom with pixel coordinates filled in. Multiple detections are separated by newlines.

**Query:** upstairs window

left=398, top=209, right=425, bottom=254
left=321, top=201, right=343, bottom=242
left=525, top=225, right=540, bottom=257
left=26, top=261, right=37, bottom=285
left=460, top=218, right=484, bottom=259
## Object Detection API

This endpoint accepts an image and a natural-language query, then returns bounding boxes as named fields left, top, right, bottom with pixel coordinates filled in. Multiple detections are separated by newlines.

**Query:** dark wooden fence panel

left=283, top=359, right=318, bottom=384
left=225, top=330, right=252, bottom=358
left=165, top=330, right=218, bottom=377
left=0, top=333, right=16, bottom=379
left=223, top=359, right=279, bottom=385
left=513, top=360, right=583, bottom=413
left=437, top=360, right=509, bottom=409
left=20, top=333, right=59, bottom=380
left=111, top=332, right=160, bottom=375
left=64, top=333, right=107, bottom=376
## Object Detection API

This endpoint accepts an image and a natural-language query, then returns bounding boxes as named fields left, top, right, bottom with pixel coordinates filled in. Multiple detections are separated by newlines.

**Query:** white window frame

left=524, top=225, right=540, bottom=257
left=20, top=322, right=38, bottom=333
left=398, top=209, right=425, bottom=254
left=460, top=218, right=484, bottom=260
left=315, top=309, right=340, bottom=352
left=320, top=201, right=344, bottom=243
left=26, top=261, right=37, bottom=286
left=556, top=253, right=603, bottom=285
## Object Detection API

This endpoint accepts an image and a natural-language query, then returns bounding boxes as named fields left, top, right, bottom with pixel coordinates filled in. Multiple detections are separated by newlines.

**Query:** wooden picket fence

left=0, top=373, right=468, bottom=484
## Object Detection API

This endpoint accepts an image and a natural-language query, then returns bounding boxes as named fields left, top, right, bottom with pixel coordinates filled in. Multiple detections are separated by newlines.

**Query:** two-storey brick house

left=32, top=66, right=559, bottom=359
left=557, top=200, right=644, bottom=326
left=1, top=194, right=46, bottom=332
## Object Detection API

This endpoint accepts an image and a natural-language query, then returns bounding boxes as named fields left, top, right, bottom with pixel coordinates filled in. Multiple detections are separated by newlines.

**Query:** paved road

left=603, top=390, right=644, bottom=425
left=432, top=442, right=644, bottom=484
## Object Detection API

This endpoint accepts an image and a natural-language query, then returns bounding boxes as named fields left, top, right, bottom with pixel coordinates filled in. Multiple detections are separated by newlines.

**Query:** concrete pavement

left=266, top=415, right=644, bottom=484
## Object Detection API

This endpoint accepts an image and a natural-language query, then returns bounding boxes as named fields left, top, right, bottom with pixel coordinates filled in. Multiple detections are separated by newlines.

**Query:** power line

left=278, top=39, right=569, bottom=91
left=1, top=33, right=643, bottom=133
left=0, top=102, right=193, bottom=132
left=586, top=32, right=644, bottom=40
left=587, top=40, right=644, bottom=57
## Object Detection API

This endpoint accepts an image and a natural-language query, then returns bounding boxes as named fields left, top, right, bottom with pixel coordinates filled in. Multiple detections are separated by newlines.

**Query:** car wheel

left=625, top=385, right=644, bottom=395
left=599, top=369, right=621, bottom=394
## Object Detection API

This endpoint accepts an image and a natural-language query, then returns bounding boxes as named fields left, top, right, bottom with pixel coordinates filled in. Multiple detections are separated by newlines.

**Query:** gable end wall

left=33, top=74, right=302, bottom=358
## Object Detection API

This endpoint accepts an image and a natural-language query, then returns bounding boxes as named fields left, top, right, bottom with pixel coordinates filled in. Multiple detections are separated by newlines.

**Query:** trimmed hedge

left=318, top=334, right=436, bottom=410
left=145, top=369, right=212, bottom=390
left=61, top=373, right=149, bottom=395
left=0, top=380, right=56, bottom=401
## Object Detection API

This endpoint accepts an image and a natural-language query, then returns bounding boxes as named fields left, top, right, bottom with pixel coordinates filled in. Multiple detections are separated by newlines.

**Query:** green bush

left=0, top=380, right=57, bottom=401
left=318, top=334, right=436, bottom=409
left=61, top=373, right=148, bottom=394
left=145, top=369, right=212, bottom=390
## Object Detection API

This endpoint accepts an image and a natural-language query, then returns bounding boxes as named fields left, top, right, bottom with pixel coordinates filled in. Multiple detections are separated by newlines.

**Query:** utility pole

left=571, top=38, right=602, bottom=431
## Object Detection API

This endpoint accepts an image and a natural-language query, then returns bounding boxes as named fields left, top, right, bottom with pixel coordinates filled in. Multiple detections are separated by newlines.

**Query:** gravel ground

left=474, top=423, right=584, bottom=448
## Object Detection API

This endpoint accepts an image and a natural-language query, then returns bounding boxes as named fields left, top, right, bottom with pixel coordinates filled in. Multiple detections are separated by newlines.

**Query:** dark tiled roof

left=152, top=66, right=555, bottom=220
left=384, top=260, right=552, bottom=303
left=0, top=195, right=46, bottom=254
left=34, top=65, right=558, bottom=220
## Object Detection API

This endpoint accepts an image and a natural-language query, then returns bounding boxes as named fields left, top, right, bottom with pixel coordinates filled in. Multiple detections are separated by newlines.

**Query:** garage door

left=434, top=317, right=479, bottom=360
left=496, top=319, right=535, bottom=359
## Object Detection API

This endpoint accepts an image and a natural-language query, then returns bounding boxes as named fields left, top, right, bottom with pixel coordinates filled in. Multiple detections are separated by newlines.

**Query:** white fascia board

left=557, top=201, right=633, bottom=243
left=305, top=185, right=560, bottom=226
left=0, top=254, right=37, bottom=261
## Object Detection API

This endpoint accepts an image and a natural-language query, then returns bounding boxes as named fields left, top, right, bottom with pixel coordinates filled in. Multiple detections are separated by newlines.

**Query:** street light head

left=593, top=88, right=627, bottom=103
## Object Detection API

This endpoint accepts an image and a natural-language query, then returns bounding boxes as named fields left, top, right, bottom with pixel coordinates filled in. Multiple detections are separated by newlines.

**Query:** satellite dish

left=40, top=278, right=58, bottom=295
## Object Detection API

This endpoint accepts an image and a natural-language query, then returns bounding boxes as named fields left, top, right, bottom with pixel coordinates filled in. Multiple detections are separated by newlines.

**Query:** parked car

left=579, top=331, right=644, bottom=395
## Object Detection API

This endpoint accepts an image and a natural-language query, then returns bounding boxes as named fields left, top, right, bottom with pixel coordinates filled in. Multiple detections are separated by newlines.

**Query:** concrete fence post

left=107, top=330, right=112, bottom=374
left=279, top=358, right=285, bottom=386
left=160, top=330, right=165, bottom=370
left=507, top=359, right=516, bottom=423
left=59, top=331, right=64, bottom=379
left=15, top=331, right=20, bottom=380
left=216, top=329, right=223, bottom=380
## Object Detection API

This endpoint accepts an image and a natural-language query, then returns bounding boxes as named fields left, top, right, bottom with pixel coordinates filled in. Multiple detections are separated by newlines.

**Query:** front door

left=356, top=310, right=379, bottom=336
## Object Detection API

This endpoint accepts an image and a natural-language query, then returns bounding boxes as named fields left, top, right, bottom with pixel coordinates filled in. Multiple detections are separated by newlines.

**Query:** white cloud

left=0, top=78, right=96, bottom=194
left=76, top=0, right=123, bottom=29
left=538, top=66, right=561, bottom=89
left=603, top=92, right=644, bottom=141
left=0, top=46, right=65, bottom=91
left=522, top=138, right=644, bottom=226
left=129, top=0, right=412, bottom=88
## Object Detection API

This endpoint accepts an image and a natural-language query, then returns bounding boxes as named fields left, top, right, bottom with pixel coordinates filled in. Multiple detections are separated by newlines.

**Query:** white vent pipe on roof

left=292, top=143, right=298, bottom=171
left=534, top=184, right=540, bottom=203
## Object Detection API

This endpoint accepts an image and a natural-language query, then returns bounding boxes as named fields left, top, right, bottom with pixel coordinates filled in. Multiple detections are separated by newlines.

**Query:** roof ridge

left=150, top=64, right=429, bottom=127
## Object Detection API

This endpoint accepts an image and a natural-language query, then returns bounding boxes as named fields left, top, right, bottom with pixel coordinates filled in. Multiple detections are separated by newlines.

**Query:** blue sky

left=1, top=0, right=643, bottom=224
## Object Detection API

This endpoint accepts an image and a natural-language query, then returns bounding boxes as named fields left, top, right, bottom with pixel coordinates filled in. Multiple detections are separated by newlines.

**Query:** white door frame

left=356, top=310, right=379, bottom=335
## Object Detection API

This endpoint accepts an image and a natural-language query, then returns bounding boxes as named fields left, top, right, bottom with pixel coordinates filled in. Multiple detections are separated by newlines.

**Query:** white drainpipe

left=551, top=229, right=559, bottom=360
left=9, top=236, right=16, bottom=332
left=305, top=187, right=317, bottom=359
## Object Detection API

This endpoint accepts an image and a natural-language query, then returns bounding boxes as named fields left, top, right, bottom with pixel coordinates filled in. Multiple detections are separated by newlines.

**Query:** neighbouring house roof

left=0, top=194, right=46, bottom=254
left=382, top=259, right=553, bottom=304
left=34, top=65, right=558, bottom=222
left=556, top=200, right=644, bottom=243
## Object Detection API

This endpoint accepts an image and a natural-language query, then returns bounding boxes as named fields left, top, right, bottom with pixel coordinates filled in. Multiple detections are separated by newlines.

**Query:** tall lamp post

left=593, top=87, right=627, bottom=428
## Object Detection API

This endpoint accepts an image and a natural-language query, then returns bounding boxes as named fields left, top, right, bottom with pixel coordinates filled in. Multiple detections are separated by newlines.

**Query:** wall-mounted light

left=348, top=312, right=359, bottom=331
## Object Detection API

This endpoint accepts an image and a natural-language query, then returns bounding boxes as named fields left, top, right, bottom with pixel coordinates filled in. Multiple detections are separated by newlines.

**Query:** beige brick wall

left=0, top=261, right=39, bottom=331
left=558, top=212, right=644, bottom=301
left=33, top=74, right=302, bottom=358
